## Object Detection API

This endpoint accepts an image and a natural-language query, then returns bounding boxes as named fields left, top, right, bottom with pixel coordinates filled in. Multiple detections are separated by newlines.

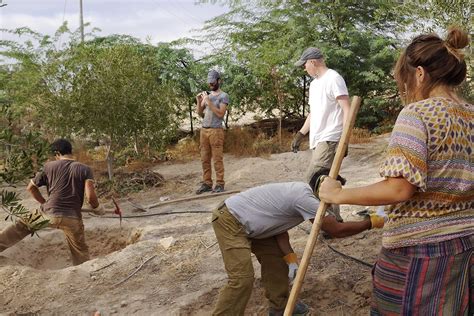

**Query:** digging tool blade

left=112, top=197, right=122, bottom=226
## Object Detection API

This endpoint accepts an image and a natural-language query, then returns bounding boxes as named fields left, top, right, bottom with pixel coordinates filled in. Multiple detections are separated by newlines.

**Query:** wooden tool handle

left=284, top=96, right=362, bottom=315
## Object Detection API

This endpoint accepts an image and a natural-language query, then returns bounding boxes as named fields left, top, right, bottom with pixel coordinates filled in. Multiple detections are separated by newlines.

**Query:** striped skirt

left=371, top=234, right=473, bottom=316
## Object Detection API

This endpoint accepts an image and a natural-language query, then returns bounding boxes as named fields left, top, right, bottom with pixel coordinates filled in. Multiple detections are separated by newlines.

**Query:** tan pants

left=306, top=141, right=342, bottom=221
left=212, top=205, right=288, bottom=315
left=200, top=128, right=225, bottom=186
left=305, top=141, right=338, bottom=182
left=0, top=214, right=90, bottom=265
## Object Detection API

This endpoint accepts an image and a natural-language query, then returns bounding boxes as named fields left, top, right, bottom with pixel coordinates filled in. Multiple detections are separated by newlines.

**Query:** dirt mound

left=1, top=225, right=139, bottom=270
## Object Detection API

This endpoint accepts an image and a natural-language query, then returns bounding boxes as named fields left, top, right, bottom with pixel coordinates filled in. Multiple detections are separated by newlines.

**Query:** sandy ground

left=0, top=136, right=389, bottom=316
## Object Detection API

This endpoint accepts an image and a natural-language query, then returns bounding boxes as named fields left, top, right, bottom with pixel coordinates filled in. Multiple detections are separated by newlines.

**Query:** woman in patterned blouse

left=319, top=27, right=473, bottom=315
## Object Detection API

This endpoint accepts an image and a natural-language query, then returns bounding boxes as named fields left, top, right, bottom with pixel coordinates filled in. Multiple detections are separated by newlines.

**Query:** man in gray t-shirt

left=211, top=180, right=383, bottom=315
left=195, top=70, right=229, bottom=195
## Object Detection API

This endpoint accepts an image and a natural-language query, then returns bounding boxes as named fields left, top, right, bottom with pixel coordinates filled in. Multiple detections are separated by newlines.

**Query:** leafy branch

left=1, top=190, right=50, bottom=235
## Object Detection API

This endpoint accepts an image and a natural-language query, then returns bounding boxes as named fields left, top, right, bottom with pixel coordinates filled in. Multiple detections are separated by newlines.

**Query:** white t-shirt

left=224, top=182, right=318, bottom=239
left=308, top=69, right=348, bottom=149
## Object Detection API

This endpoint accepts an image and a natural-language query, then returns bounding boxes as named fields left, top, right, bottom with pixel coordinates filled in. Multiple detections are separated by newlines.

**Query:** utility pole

left=79, top=0, right=84, bottom=42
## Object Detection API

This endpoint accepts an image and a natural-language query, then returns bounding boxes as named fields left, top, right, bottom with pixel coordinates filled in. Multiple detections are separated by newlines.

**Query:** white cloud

left=0, top=0, right=227, bottom=45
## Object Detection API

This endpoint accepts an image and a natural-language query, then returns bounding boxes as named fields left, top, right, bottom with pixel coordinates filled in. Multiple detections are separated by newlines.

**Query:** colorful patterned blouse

left=380, top=97, right=473, bottom=249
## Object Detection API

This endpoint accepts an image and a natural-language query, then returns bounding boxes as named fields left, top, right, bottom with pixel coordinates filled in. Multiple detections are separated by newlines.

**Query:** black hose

left=297, top=225, right=374, bottom=268
left=321, top=239, right=373, bottom=268
left=88, top=210, right=212, bottom=219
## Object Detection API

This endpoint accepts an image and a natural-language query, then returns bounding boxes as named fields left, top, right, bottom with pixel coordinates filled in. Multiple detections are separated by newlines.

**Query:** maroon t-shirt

left=32, top=159, right=94, bottom=218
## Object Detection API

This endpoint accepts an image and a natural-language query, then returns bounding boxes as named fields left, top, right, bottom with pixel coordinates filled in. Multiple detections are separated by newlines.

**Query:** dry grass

left=165, top=136, right=200, bottom=161
left=166, top=127, right=305, bottom=159
left=71, top=126, right=374, bottom=190
left=349, top=128, right=372, bottom=144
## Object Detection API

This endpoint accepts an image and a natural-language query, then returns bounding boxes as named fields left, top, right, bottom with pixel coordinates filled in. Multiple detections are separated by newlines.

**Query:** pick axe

left=284, top=96, right=362, bottom=315
left=111, top=197, right=122, bottom=226
left=81, top=197, right=123, bottom=226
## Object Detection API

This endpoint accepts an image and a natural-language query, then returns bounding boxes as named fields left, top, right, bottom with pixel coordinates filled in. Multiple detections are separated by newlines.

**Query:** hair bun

left=445, top=27, right=469, bottom=49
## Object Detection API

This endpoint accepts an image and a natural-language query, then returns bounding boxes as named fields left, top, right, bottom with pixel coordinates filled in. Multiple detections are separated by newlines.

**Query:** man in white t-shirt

left=291, top=47, right=350, bottom=221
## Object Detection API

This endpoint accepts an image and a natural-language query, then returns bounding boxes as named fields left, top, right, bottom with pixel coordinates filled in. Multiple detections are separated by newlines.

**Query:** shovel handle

left=284, top=96, right=362, bottom=315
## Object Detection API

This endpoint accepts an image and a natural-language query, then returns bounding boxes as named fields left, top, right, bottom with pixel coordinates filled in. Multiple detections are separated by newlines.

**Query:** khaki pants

left=212, top=205, right=288, bottom=315
left=0, top=213, right=90, bottom=265
left=200, top=128, right=225, bottom=186
left=306, top=141, right=342, bottom=221
left=305, top=141, right=338, bottom=182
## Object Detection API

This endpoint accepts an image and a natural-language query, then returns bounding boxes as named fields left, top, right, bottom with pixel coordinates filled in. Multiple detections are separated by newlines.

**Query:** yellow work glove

left=283, top=252, right=299, bottom=284
left=369, top=206, right=388, bottom=229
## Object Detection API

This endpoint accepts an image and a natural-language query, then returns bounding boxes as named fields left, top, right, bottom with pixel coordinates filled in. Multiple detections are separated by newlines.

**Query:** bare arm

left=319, top=215, right=372, bottom=238
left=196, top=93, right=205, bottom=118
left=27, top=180, right=46, bottom=204
left=84, top=179, right=99, bottom=208
left=299, top=114, right=311, bottom=135
left=336, top=95, right=350, bottom=127
left=275, top=231, right=294, bottom=256
left=319, top=177, right=417, bottom=206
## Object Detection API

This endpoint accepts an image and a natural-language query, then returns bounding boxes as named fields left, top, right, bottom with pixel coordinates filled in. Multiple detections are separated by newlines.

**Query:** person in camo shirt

left=195, top=69, right=229, bottom=194
left=0, top=139, right=100, bottom=265
left=320, top=27, right=473, bottom=315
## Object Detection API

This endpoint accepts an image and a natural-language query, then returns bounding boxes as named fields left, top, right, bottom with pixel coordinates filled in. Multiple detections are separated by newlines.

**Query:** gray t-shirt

left=202, top=91, right=229, bottom=128
left=33, top=159, right=94, bottom=219
left=225, top=182, right=318, bottom=239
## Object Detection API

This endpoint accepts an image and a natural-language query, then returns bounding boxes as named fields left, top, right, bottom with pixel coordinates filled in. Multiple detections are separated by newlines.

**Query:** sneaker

left=268, top=302, right=309, bottom=316
left=212, top=184, right=225, bottom=193
left=196, top=183, right=212, bottom=195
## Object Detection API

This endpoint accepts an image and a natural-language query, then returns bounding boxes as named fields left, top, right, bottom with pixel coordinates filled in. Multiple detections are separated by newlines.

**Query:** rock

left=159, top=237, right=176, bottom=249
left=120, top=301, right=127, bottom=307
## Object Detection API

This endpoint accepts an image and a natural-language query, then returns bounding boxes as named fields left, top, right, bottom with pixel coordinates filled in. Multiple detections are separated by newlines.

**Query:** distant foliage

left=195, top=0, right=472, bottom=128
left=0, top=25, right=190, bottom=179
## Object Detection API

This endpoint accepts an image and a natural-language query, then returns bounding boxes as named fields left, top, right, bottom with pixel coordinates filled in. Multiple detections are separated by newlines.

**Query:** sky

left=0, top=0, right=228, bottom=50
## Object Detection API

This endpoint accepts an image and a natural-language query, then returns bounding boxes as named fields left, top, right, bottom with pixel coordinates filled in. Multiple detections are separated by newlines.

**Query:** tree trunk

left=271, top=67, right=284, bottom=146
left=133, top=135, right=139, bottom=155
left=105, top=143, right=114, bottom=181
left=302, top=75, right=307, bottom=117
left=188, top=101, right=194, bottom=134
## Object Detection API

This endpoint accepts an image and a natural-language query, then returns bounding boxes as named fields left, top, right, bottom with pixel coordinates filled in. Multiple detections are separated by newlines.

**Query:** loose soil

left=0, top=136, right=389, bottom=315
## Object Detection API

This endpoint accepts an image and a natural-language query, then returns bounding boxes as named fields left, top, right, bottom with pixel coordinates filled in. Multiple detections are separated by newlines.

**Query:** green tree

left=196, top=0, right=471, bottom=130
left=1, top=27, right=191, bottom=180
left=39, top=43, right=179, bottom=179
left=194, top=1, right=407, bottom=130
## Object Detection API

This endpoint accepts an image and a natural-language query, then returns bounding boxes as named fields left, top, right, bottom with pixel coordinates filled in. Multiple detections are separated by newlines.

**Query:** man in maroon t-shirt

left=0, top=139, right=100, bottom=265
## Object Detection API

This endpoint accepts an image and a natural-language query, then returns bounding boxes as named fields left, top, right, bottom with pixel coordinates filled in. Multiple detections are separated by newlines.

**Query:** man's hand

left=291, top=132, right=305, bottom=153
left=82, top=205, right=106, bottom=215
left=319, top=177, right=343, bottom=204
left=200, top=92, right=209, bottom=103
left=283, top=252, right=299, bottom=284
